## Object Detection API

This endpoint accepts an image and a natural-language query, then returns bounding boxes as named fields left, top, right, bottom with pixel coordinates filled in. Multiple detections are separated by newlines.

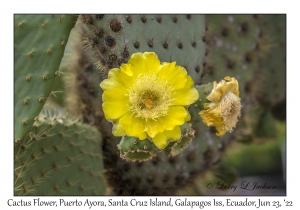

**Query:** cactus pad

left=79, top=14, right=206, bottom=84
left=118, top=136, right=157, bottom=162
left=14, top=110, right=106, bottom=195
left=14, top=14, right=76, bottom=142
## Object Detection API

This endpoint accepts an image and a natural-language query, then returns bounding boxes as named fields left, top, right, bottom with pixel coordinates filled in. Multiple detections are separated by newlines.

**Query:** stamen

left=143, top=98, right=155, bottom=109
left=128, top=74, right=174, bottom=120
left=219, top=91, right=241, bottom=132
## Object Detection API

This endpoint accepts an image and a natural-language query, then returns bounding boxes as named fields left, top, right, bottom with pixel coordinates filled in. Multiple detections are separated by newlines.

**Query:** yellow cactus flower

left=100, top=52, right=199, bottom=149
left=199, top=76, right=241, bottom=136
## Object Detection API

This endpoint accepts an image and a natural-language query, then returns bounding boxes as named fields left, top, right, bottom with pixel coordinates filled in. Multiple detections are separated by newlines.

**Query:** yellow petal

left=152, top=126, right=181, bottom=149
left=224, top=76, right=239, bottom=96
left=119, top=113, right=147, bottom=140
left=199, top=106, right=226, bottom=136
left=112, top=123, right=125, bottom=136
left=102, top=88, right=128, bottom=120
left=215, top=124, right=226, bottom=136
left=158, top=106, right=188, bottom=131
left=143, top=119, right=164, bottom=138
left=158, top=62, right=187, bottom=90
left=206, top=80, right=225, bottom=102
left=172, top=76, right=199, bottom=106
left=102, top=87, right=127, bottom=101
left=172, top=88, right=199, bottom=106
left=143, top=52, right=161, bottom=74
left=120, top=63, right=133, bottom=76
left=184, top=111, right=191, bottom=122
left=200, top=105, right=221, bottom=126
left=128, top=52, right=160, bottom=75
left=207, top=77, right=240, bottom=102
left=119, top=64, right=136, bottom=88
left=144, top=106, right=189, bottom=138
left=100, top=68, right=125, bottom=90
left=142, top=106, right=188, bottom=138
left=102, top=102, right=128, bottom=120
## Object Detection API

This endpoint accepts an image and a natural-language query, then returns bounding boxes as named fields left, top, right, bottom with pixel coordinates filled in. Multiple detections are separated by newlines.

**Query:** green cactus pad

left=194, top=83, right=214, bottom=110
left=46, top=66, right=66, bottom=107
left=118, top=136, right=157, bottom=162
left=47, top=27, right=85, bottom=107
left=255, top=15, right=286, bottom=108
left=79, top=14, right=206, bottom=84
left=188, top=83, right=213, bottom=124
left=14, top=14, right=77, bottom=142
left=201, top=15, right=269, bottom=101
left=14, top=110, right=106, bottom=195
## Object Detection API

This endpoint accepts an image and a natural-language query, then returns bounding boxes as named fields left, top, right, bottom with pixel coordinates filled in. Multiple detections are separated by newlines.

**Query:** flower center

left=143, top=98, right=154, bottom=109
left=141, top=92, right=157, bottom=109
left=128, top=74, right=174, bottom=120
left=219, top=91, right=241, bottom=132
